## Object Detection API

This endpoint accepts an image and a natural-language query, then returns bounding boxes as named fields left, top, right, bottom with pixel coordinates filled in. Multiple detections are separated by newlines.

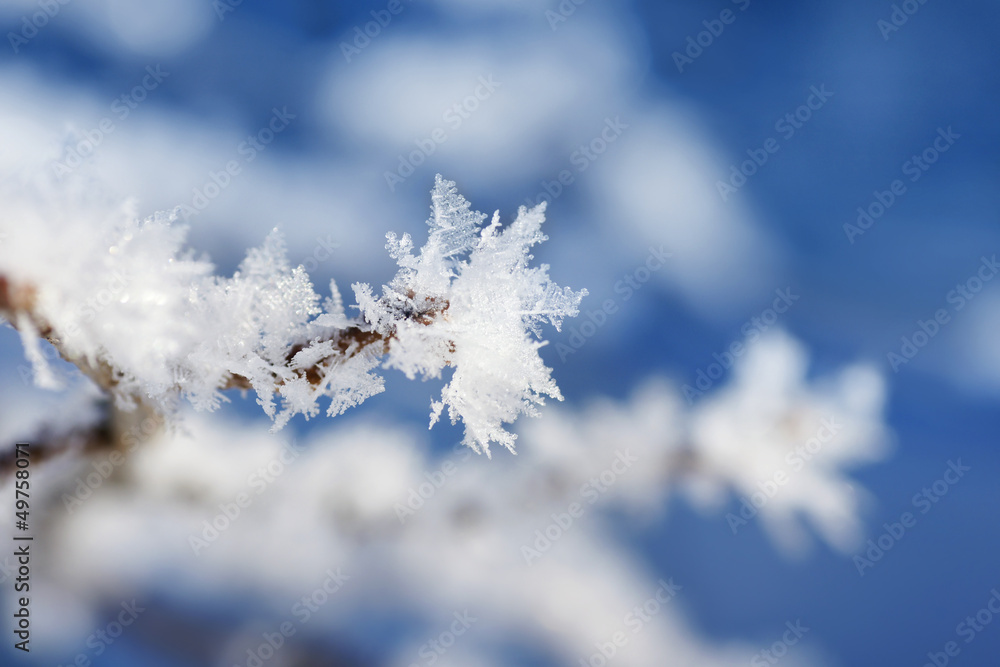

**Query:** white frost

left=0, top=173, right=584, bottom=453
left=355, top=175, right=587, bottom=455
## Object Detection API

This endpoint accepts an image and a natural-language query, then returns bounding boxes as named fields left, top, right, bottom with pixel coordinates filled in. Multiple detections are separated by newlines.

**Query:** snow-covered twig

left=0, top=174, right=586, bottom=462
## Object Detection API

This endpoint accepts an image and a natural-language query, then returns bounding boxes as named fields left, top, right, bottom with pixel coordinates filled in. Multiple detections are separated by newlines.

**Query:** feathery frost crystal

left=0, top=174, right=586, bottom=455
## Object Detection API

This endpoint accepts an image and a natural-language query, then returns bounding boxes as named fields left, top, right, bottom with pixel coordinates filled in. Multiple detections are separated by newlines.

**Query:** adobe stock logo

left=52, top=66, right=170, bottom=177
left=726, top=417, right=841, bottom=535
left=177, top=107, right=296, bottom=219
left=854, top=459, right=969, bottom=576
left=578, top=578, right=682, bottom=667
left=750, top=620, right=810, bottom=667
left=672, top=0, right=752, bottom=73
left=683, top=288, right=799, bottom=403
left=384, top=75, right=501, bottom=192
left=886, top=254, right=997, bottom=372
left=555, top=245, right=670, bottom=362
left=405, top=611, right=477, bottom=667
left=521, top=449, right=638, bottom=565
left=717, top=85, right=833, bottom=201
left=522, top=117, right=629, bottom=209
left=7, top=0, right=71, bottom=54
left=232, top=569, right=350, bottom=667
left=921, top=587, right=1000, bottom=667
left=339, top=0, right=415, bottom=62
left=877, top=0, right=933, bottom=40
left=844, top=126, right=959, bottom=244
left=545, top=0, right=589, bottom=31
left=393, top=442, right=472, bottom=524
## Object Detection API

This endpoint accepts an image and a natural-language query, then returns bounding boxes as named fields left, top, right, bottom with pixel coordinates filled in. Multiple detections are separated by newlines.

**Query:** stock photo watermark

left=340, top=0, right=415, bottom=62
left=178, top=107, right=296, bottom=219
left=920, top=587, right=1000, bottom=667
left=213, top=0, right=244, bottom=21
left=844, top=126, right=959, bottom=243
left=52, top=65, right=170, bottom=177
left=750, top=620, right=810, bottom=667
left=406, top=611, right=477, bottom=667
left=717, top=85, right=833, bottom=201
left=11, top=443, right=31, bottom=653
left=523, top=116, right=629, bottom=209
left=61, top=413, right=162, bottom=513
left=672, top=0, right=752, bottom=73
left=579, top=578, right=682, bottom=667
left=555, top=244, right=670, bottom=362
left=854, top=459, right=969, bottom=576
left=53, top=600, right=145, bottom=666
left=7, top=0, right=71, bottom=53
left=521, top=449, right=638, bottom=565
left=682, top=287, right=800, bottom=403
left=394, top=442, right=473, bottom=523
left=298, top=235, right=341, bottom=274
left=878, top=0, right=934, bottom=40
left=886, top=254, right=997, bottom=372
left=726, top=417, right=842, bottom=535
left=233, top=568, right=349, bottom=667
left=188, top=441, right=303, bottom=556
left=384, top=75, right=501, bottom=192
left=546, top=0, right=590, bottom=30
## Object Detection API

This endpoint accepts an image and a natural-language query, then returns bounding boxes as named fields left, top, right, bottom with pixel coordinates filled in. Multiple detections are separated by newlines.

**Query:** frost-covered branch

left=522, top=330, right=892, bottom=553
left=0, top=174, right=586, bottom=458
left=10, top=330, right=890, bottom=666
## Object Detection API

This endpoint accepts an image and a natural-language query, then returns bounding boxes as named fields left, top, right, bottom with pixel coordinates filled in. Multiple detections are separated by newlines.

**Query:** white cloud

left=943, top=291, right=1000, bottom=396
left=589, top=104, right=785, bottom=316
left=319, top=18, right=643, bottom=186
left=0, top=66, right=403, bottom=286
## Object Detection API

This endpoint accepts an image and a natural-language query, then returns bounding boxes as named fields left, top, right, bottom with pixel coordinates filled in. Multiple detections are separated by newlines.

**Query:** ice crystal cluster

left=0, top=174, right=585, bottom=455
left=3, top=329, right=891, bottom=666
left=524, top=330, right=892, bottom=553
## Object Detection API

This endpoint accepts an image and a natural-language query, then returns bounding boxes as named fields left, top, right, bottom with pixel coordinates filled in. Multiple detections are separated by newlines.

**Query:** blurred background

left=0, top=1, right=999, bottom=665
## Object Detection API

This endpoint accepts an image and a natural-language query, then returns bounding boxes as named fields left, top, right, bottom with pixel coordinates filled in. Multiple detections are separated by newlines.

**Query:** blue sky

left=1, top=1, right=999, bottom=665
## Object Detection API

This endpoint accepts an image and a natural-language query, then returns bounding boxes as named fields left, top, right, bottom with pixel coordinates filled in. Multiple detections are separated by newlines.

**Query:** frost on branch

left=522, top=329, right=892, bottom=554
left=355, top=175, right=587, bottom=456
left=0, top=174, right=584, bottom=457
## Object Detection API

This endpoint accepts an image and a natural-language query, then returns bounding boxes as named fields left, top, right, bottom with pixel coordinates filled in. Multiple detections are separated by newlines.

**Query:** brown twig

left=223, top=290, right=448, bottom=390
left=0, top=411, right=113, bottom=479
left=1, top=275, right=450, bottom=476
left=223, top=327, right=390, bottom=390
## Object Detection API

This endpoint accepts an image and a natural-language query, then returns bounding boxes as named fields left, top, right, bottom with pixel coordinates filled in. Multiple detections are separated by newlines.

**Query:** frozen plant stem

left=0, top=279, right=436, bottom=476
left=0, top=175, right=586, bottom=467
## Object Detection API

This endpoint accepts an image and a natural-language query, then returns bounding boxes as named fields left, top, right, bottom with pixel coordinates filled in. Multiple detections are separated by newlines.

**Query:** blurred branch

left=0, top=407, right=112, bottom=479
